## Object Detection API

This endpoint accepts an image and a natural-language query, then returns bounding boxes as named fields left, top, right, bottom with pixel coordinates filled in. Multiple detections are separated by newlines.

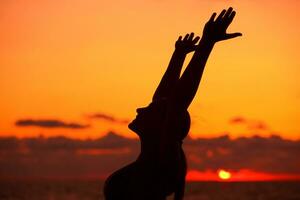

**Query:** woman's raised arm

left=152, top=33, right=200, bottom=101
left=169, top=7, right=242, bottom=110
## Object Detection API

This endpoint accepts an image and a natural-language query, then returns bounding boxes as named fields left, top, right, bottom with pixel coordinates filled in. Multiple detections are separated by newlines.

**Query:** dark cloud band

left=87, top=113, right=129, bottom=124
left=229, top=116, right=268, bottom=131
left=0, top=132, right=299, bottom=180
left=15, top=119, right=89, bottom=129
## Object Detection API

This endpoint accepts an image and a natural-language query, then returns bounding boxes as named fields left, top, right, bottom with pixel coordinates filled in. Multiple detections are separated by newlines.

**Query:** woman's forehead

left=149, top=100, right=167, bottom=108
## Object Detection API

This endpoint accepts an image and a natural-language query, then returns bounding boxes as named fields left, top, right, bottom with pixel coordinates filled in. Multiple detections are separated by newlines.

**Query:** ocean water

left=1, top=180, right=300, bottom=200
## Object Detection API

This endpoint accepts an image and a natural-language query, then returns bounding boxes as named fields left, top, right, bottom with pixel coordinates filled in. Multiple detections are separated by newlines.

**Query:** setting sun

left=218, top=169, right=231, bottom=180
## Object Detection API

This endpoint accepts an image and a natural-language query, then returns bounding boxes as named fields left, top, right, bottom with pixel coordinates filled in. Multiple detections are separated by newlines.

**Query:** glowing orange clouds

left=76, top=147, right=131, bottom=155
left=0, top=0, right=300, bottom=140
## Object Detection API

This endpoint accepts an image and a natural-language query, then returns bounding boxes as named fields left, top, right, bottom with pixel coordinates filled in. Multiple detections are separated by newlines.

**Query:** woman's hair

left=175, top=110, right=190, bottom=141
left=156, top=99, right=191, bottom=141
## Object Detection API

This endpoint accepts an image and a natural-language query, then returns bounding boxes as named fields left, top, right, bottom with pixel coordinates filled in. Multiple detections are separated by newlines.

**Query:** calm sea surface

left=1, top=180, right=300, bottom=200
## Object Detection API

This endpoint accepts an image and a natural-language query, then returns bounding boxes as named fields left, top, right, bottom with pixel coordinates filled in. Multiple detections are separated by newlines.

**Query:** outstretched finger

left=225, top=32, right=242, bottom=40
left=192, top=36, right=200, bottom=44
left=187, top=32, right=194, bottom=41
left=208, top=12, right=217, bottom=22
left=227, top=11, right=236, bottom=25
left=216, top=9, right=226, bottom=22
left=223, top=7, right=233, bottom=19
left=177, top=36, right=182, bottom=41
left=183, top=34, right=189, bottom=41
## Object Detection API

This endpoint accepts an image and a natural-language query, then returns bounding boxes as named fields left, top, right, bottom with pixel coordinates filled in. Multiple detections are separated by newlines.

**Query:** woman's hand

left=175, top=33, right=200, bottom=54
left=202, top=7, right=242, bottom=43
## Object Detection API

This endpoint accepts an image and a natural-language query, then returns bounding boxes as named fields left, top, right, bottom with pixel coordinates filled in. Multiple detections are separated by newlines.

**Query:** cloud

left=0, top=132, right=299, bottom=179
left=229, top=116, right=269, bottom=131
left=229, top=116, right=246, bottom=124
left=247, top=121, right=268, bottom=130
left=15, top=119, right=89, bottom=129
left=0, top=132, right=139, bottom=179
left=184, top=135, right=300, bottom=174
left=87, top=112, right=129, bottom=124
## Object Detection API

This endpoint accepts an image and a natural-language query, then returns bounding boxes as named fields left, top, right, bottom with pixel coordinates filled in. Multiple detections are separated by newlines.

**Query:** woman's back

left=104, top=144, right=187, bottom=200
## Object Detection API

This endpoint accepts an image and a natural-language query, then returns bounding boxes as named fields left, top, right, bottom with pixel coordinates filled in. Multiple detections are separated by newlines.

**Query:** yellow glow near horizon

left=218, top=169, right=231, bottom=180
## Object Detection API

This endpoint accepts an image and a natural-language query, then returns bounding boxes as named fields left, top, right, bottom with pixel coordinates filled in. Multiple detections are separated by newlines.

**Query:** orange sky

left=0, top=0, right=300, bottom=140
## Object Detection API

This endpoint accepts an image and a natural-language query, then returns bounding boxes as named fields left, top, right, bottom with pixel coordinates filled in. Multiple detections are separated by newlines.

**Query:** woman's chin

left=128, top=120, right=142, bottom=134
left=128, top=120, right=136, bottom=131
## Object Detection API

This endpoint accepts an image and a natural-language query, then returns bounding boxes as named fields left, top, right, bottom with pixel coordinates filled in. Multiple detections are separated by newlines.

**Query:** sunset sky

left=1, top=0, right=300, bottom=140
left=1, top=0, right=300, bottom=182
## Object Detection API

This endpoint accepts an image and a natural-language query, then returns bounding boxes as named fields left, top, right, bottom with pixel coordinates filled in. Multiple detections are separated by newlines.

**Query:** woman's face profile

left=128, top=102, right=165, bottom=134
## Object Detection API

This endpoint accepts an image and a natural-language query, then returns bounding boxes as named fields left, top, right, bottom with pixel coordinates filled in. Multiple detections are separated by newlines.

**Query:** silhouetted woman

left=104, top=8, right=241, bottom=200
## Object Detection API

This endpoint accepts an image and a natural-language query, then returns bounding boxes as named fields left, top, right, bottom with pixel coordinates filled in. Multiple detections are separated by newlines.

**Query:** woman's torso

left=104, top=136, right=187, bottom=199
